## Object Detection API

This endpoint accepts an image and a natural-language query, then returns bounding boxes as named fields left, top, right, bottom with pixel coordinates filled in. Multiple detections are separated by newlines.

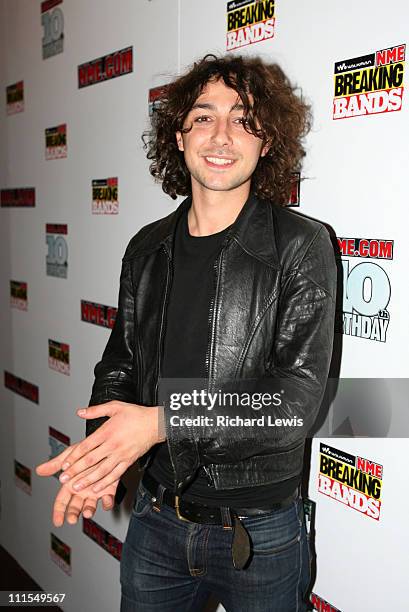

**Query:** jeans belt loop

left=152, top=483, right=166, bottom=512
left=220, top=506, right=233, bottom=530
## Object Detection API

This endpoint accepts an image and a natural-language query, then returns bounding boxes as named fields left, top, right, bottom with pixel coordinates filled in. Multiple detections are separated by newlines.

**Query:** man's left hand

left=36, top=401, right=166, bottom=494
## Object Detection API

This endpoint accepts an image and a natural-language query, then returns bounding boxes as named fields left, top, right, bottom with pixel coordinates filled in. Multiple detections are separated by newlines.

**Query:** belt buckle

left=174, top=496, right=193, bottom=523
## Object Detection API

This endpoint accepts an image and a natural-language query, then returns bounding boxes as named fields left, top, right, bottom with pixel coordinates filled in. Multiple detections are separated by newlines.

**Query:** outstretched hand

left=35, top=436, right=118, bottom=526
left=36, top=401, right=165, bottom=521
left=52, top=475, right=119, bottom=527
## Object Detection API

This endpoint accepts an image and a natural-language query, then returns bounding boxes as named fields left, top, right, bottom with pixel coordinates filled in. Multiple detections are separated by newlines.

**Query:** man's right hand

left=36, top=444, right=120, bottom=526
left=52, top=478, right=119, bottom=527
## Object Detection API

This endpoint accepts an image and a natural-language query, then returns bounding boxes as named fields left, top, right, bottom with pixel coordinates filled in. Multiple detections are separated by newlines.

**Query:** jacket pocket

left=209, top=442, right=305, bottom=489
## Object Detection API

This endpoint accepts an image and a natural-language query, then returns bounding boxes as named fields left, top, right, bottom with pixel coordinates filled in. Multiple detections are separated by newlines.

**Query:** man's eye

left=236, top=117, right=249, bottom=125
left=194, top=116, right=210, bottom=123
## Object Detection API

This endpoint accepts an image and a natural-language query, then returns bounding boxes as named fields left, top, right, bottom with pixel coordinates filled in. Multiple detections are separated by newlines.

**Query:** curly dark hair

left=143, top=54, right=312, bottom=205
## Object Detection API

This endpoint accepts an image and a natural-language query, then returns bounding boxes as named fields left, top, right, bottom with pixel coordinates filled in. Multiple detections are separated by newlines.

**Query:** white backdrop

left=1, top=1, right=408, bottom=610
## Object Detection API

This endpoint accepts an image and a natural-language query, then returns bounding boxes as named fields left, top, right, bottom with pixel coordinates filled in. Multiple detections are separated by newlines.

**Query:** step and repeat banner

left=1, top=1, right=408, bottom=611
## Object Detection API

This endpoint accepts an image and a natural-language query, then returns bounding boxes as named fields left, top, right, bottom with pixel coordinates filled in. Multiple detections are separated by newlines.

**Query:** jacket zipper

left=154, top=246, right=173, bottom=404
left=155, top=245, right=193, bottom=492
left=136, top=331, right=143, bottom=400
left=153, top=245, right=184, bottom=492
left=203, top=249, right=224, bottom=487
left=204, top=250, right=224, bottom=388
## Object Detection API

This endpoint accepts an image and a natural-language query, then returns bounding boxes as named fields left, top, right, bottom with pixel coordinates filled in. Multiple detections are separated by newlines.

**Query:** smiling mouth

left=204, top=156, right=235, bottom=167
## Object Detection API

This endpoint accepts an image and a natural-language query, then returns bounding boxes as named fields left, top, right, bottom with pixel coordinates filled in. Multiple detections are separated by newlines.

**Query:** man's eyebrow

left=190, top=102, right=245, bottom=112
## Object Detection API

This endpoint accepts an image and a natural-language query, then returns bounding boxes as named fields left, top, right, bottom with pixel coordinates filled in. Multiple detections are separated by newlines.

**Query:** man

left=37, top=54, right=336, bottom=611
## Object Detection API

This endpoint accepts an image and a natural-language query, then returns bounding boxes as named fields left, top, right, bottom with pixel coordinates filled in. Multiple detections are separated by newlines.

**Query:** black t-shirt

left=145, top=205, right=300, bottom=506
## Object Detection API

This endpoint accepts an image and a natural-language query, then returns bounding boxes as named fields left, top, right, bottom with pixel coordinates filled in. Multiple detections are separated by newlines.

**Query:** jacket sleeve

left=85, top=222, right=156, bottom=434
left=166, top=225, right=337, bottom=467
left=85, top=253, right=137, bottom=506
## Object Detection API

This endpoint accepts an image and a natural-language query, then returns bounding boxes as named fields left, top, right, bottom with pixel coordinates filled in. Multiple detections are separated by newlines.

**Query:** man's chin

left=193, top=175, right=251, bottom=193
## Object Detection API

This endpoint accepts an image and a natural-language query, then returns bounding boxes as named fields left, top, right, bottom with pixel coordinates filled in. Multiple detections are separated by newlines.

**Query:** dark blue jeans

left=120, top=480, right=311, bottom=612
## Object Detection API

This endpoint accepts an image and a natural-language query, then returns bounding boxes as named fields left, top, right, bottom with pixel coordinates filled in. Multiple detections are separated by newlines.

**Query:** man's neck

left=187, top=182, right=251, bottom=237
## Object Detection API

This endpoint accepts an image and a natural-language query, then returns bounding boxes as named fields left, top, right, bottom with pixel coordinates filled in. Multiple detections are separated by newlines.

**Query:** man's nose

left=210, top=118, right=233, bottom=147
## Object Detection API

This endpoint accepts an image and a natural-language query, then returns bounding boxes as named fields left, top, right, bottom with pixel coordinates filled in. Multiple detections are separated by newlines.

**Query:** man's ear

left=176, top=131, right=184, bottom=152
left=261, top=141, right=271, bottom=157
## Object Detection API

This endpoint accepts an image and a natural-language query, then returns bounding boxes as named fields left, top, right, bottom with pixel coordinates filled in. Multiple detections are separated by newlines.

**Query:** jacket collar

left=134, top=191, right=279, bottom=267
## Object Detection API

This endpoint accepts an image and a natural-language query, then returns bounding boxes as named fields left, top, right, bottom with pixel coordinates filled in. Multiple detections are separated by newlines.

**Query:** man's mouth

left=204, top=156, right=236, bottom=167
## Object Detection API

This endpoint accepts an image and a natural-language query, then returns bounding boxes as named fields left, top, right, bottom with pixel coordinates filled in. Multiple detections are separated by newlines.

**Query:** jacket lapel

left=130, top=191, right=279, bottom=268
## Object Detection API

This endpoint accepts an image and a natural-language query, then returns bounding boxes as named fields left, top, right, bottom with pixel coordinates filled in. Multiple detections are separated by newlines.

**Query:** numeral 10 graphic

left=46, top=234, right=67, bottom=265
left=41, top=7, right=64, bottom=46
left=341, top=260, right=391, bottom=316
left=46, top=223, right=68, bottom=278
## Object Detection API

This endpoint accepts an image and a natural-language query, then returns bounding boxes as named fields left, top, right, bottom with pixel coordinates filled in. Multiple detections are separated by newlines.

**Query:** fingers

left=37, top=403, right=116, bottom=476
left=53, top=490, right=96, bottom=525
left=59, top=445, right=111, bottom=487
left=53, top=484, right=78, bottom=527
left=52, top=479, right=120, bottom=527
left=36, top=443, right=79, bottom=477
left=81, top=482, right=119, bottom=517
left=59, top=431, right=104, bottom=472
left=66, top=494, right=86, bottom=525
left=90, top=461, right=129, bottom=494
left=100, top=479, right=120, bottom=511
left=67, top=456, right=125, bottom=493
left=76, top=402, right=116, bottom=420
left=82, top=497, right=98, bottom=519
left=101, top=495, right=115, bottom=511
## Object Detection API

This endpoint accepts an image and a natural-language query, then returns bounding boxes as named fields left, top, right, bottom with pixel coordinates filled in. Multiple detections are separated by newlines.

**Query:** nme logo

left=4, top=371, right=39, bottom=404
left=83, top=518, right=123, bottom=560
left=1, top=188, right=35, bottom=208
left=311, top=593, right=341, bottom=612
left=338, top=237, right=393, bottom=260
left=81, top=300, right=117, bottom=329
left=78, top=46, right=133, bottom=88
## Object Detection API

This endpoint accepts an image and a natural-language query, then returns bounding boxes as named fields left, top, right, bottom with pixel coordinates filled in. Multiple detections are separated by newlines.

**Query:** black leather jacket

left=86, top=193, right=336, bottom=502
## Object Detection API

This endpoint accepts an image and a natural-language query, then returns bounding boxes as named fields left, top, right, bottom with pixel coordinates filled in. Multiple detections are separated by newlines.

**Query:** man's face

left=176, top=78, right=269, bottom=194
